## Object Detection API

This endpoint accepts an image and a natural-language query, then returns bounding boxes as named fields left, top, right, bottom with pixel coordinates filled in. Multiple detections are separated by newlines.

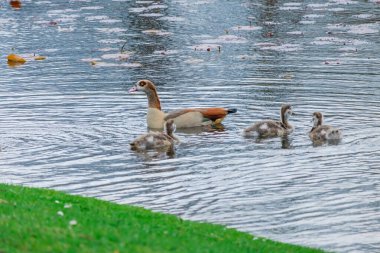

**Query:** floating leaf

left=10, top=0, right=22, bottom=9
left=7, top=54, right=26, bottom=63
left=34, top=56, right=46, bottom=61
left=7, top=61, right=24, bottom=68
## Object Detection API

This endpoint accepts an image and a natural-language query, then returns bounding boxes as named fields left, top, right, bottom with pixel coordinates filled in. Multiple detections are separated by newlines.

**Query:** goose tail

left=227, top=108, right=237, bottom=114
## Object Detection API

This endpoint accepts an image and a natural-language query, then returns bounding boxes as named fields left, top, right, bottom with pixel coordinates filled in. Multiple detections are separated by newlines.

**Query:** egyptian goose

left=130, top=119, right=179, bottom=151
left=129, top=80, right=237, bottom=129
left=309, top=112, right=342, bottom=141
left=243, top=104, right=294, bottom=137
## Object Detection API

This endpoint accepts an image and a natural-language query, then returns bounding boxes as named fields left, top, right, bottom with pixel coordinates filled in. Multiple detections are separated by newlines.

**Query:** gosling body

left=309, top=112, right=342, bottom=141
left=243, top=104, right=294, bottom=137
left=130, top=119, right=179, bottom=151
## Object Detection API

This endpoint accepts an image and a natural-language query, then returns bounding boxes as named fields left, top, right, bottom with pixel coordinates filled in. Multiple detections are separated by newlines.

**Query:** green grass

left=0, top=184, right=325, bottom=253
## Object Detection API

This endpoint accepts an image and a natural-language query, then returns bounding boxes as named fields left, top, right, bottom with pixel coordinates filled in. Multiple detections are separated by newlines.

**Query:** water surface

left=0, top=0, right=379, bottom=252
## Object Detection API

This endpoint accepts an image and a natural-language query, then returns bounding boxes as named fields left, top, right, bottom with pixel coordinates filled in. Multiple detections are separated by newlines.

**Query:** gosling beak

left=129, top=85, right=138, bottom=93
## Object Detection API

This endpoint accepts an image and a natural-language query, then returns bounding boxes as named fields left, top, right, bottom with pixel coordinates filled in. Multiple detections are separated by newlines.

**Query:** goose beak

left=129, top=85, right=138, bottom=93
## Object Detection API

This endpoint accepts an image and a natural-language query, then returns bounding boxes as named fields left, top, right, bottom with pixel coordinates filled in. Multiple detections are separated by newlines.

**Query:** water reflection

left=311, top=138, right=342, bottom=147
left=7, top=61, right=25, bottom=68
left=280, top=135, right=292, bottom=149
left=172, top=124, right=226, bottom=134
left=245, top=135, right=293, bottom=149
left=131, top=147, right=176, bottom=160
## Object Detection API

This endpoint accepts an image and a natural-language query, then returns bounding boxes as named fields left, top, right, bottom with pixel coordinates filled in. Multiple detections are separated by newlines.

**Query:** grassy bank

left=0, top=184, right=324, bottom=253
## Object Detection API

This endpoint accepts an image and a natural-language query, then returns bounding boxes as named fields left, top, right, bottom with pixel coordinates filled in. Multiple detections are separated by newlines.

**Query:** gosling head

left=164, top=119, right=176, bottom=136
left=281, top=104, right=294, bottom=121
left=129, top=80, right=157, bottom=94
left=312, top=112, right=323, bottom=127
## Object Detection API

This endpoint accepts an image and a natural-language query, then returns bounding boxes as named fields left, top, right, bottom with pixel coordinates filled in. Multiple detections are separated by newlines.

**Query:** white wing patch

left=146, top=135, right=154, bottom=144
left=260, top=123, right=269, bottom=131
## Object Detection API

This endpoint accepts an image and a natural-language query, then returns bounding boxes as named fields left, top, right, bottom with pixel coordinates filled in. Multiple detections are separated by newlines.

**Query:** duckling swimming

left=309, top=112, right=342, bottom=142
left=130, top=119, right=179, bottom=151
left=243, top=104, right=294, bottom=137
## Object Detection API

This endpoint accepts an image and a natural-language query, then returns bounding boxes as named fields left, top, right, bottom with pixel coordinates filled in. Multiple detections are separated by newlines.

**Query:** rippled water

left=1, top=0, right=380, bottom=252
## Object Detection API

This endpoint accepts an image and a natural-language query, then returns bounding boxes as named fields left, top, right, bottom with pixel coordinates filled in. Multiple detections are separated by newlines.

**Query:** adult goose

left=129, top=80, right=237, bottom=128
left=243, top=104, right=294, bottom=137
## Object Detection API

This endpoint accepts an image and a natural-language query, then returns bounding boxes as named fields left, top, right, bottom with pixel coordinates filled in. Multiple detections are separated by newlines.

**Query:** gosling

left=309, top=112, right=342, bottom=141
left=243, top=104, right=294, bottom=137
left=130, top=119, right=179, bottom=151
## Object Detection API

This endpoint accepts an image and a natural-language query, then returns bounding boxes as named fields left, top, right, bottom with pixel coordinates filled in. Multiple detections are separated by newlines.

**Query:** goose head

left=129, top=79, right=162, bottom=110
left=129, top=80, right=157, bottom=94
left=280, top=104, right=294, bottom=122
left=312, top=112, right=323, bottom=127
left=164, top=119, right=176, bottom=137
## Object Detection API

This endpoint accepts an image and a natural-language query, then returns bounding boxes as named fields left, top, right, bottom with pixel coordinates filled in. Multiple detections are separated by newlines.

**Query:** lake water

left=1, top=0, right=379, bottom=252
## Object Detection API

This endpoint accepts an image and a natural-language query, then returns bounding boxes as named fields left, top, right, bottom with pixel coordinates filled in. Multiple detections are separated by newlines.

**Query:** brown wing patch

left=164, top=108, right=228, bottom=121
left=196, top=108, right=228, bottom=121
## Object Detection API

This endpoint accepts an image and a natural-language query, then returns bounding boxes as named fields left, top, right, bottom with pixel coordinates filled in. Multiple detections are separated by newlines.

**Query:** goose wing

left=164, top=108, right=235, bottom=122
